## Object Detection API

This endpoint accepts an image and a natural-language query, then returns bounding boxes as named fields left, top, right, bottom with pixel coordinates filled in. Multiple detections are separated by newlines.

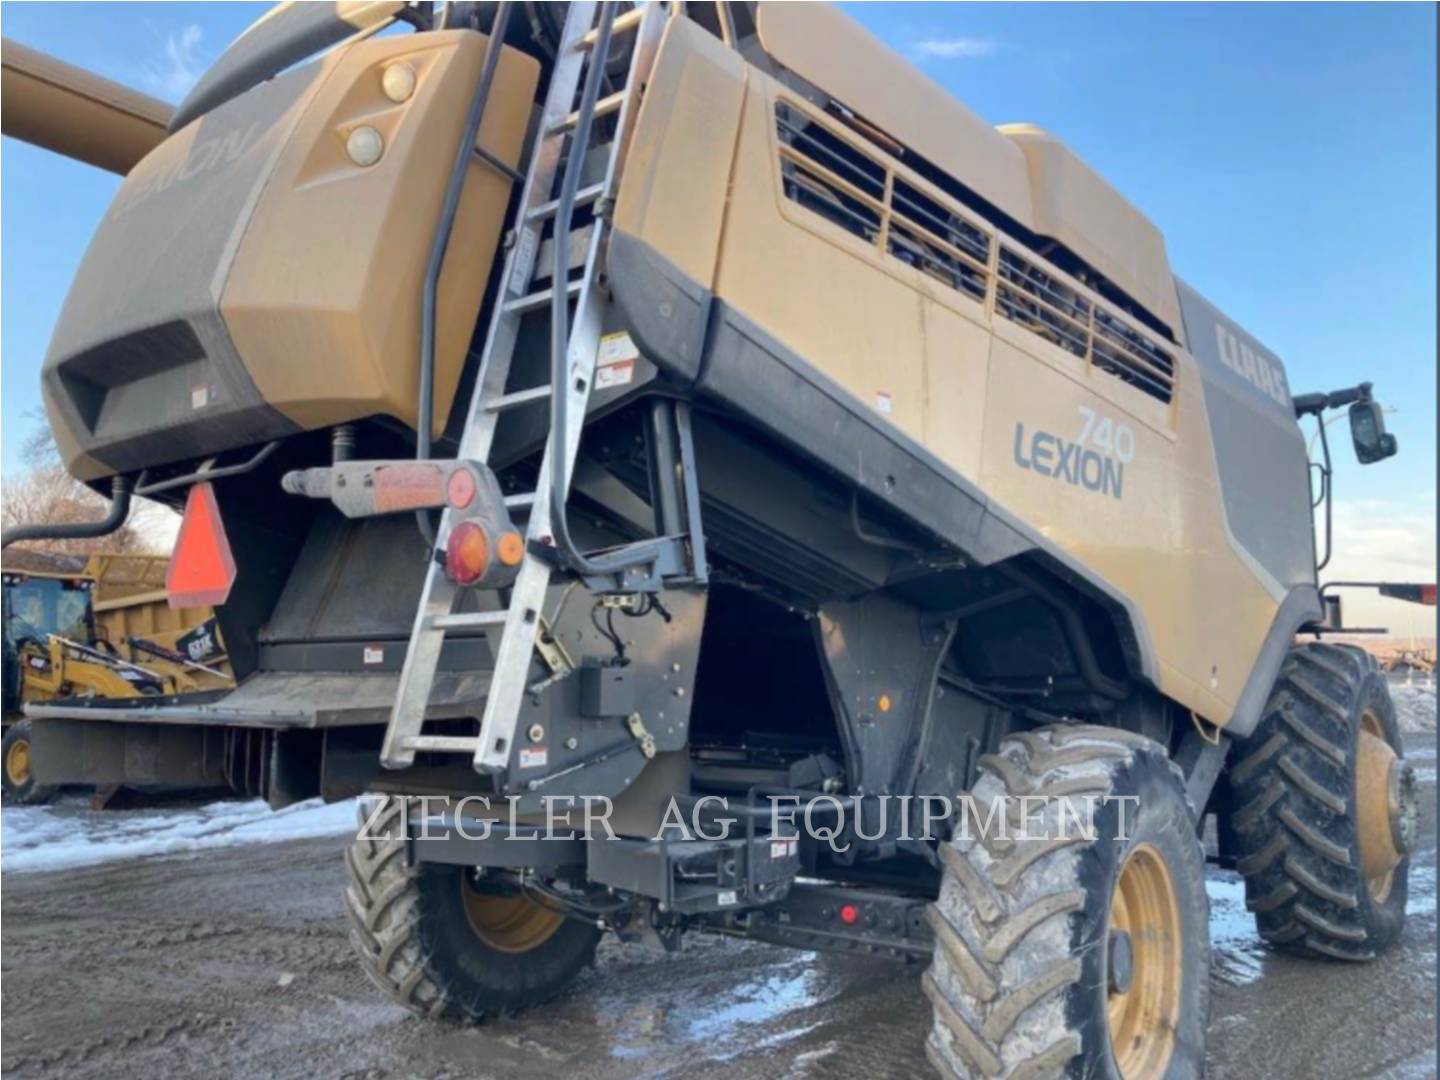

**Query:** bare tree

left=3, top=411, right=158, bottom=557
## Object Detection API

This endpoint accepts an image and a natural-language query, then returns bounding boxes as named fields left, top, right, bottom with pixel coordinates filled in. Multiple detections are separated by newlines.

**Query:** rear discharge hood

left=42, top=28, right=537, bottom=481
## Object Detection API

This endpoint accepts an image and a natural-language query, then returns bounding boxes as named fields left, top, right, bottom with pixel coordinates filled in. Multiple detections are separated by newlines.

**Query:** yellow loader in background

left=2, top=554, right=232, bottom=802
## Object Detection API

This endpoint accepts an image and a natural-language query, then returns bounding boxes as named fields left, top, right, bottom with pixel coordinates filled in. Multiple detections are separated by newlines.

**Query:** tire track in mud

left=3, top=1013, right=234, bottom=1075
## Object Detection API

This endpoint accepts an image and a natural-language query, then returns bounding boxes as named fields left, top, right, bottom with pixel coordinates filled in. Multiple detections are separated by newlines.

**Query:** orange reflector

left=445, top=521, right=490, bottom=586
left=167, top=482, right=236, bottom=609
left=496, top=531, right=524, bottom=567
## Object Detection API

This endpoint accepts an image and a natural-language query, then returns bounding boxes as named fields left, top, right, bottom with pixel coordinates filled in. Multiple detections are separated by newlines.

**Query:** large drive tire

left=925, top=726, right=1210, bottom=1080
left=344, top=796, right=602, bottom=1020
left=2, top=720, right=55, bottom=805
left=1223, top=642, right=1417, bottom=960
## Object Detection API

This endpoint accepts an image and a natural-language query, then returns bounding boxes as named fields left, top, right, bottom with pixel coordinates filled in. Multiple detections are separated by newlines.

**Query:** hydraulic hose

left=1, top=475, right=132, bottom=549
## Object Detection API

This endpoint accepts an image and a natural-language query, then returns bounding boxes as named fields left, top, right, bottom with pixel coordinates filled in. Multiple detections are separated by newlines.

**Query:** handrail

left=546, top=2, right=672, bottom=578
left=415, top=1, right=516, bottom=544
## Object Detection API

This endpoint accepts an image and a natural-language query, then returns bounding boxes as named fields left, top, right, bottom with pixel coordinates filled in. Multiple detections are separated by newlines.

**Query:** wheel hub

left=1106, top=843, right=1180, bottom=1079
left=1356, top=714, right=1415, bottom=903
left=6, top=737, right=31, bottom=786
left=459, top=877, right=565, bottom=954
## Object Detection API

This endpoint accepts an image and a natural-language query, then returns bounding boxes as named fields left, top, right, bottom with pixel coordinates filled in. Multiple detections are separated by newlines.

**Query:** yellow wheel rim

left=460, top=879, right=565, bottom=954
left=1356, top=710, right=1414, bottom=904
left=5, top=736, right=31, bottom=787
left=1107, top=843, right=1181, bottom=1079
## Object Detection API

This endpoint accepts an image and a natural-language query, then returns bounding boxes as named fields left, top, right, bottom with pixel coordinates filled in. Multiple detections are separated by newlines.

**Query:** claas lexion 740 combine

left=3, top=4, right=1433, bottom=1076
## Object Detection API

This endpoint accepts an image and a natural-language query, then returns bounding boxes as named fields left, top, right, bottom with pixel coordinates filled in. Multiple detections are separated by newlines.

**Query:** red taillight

left=838, top=903, right=859, bottom=926
left=1424, top=585, right=1437, bottom=607
left=167, top=482, right=237, bottom=609
left=444, top=520, right=524, bottom=587
left=446, top=468, right=476, bottom=510
left=445, top=521, right=490, bottom=585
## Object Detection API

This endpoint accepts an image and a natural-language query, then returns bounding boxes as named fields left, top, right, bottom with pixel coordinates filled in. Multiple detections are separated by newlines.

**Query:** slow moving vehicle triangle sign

left=166, top=482, right=237, bottom=609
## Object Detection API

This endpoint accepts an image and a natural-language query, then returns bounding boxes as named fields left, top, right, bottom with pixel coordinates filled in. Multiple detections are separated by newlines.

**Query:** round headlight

left=346, top=126, right=385, bottom=167
left=381, top=63, right=416, bottom=103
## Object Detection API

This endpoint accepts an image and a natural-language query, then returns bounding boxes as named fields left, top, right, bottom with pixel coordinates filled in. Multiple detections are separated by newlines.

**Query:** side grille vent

left=996, top=247, right=1174, bottom=404
left=776, top=102, right=992, bottom=305
left=775, top=101, right=1174, bottom=407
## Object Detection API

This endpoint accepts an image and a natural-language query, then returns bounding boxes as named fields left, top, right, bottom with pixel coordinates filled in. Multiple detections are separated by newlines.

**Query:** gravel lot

left=2, top=693, right=1434, bottom=1079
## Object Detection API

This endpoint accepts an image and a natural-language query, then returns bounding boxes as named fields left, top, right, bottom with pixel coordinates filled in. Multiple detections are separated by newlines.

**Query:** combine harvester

left=4, top=5, right=1434, bottom=1075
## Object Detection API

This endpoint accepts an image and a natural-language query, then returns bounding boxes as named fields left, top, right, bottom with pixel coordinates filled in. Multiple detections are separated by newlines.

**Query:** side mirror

left=1349, top=400, right=1397, bottom=464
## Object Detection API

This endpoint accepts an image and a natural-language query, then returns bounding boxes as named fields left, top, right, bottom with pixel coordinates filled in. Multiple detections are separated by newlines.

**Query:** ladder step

left=503, top=278, right=582, bottom=315
left=536, top=224, right=595, bottom=279
left=526, top=182, right=605, bottom=223
left=427, top=610, right=508, bottom=631
left=487, top=384, right=553, bottom=412
left=504, top=492, right=537, bottom=509
left=576, top=8, right=645, bottom=50
left=549, top=90, right=626, bottom=135
left=400, top=735, right=479, bottom=753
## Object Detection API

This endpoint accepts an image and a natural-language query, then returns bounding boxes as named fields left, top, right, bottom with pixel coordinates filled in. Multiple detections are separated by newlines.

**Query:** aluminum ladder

left=381, top=1, right=666, bottom=774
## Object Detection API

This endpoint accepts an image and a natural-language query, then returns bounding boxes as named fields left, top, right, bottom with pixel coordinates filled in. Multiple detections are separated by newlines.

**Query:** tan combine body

left=6, top=5, right=1421, bottom=1077
left=616, top=8, right=1286, bottom=727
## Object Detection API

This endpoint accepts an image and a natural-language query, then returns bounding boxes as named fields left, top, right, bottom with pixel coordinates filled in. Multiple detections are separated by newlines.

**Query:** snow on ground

left=1393, top=678, right=1438, bottom=733
left=1, top=794, right=356, bottom=875
left=0, top=679, right=1430, bottom=878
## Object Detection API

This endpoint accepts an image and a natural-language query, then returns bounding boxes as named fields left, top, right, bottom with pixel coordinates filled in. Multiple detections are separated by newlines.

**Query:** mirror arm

left=1314, top=414, right=1335, bottom=572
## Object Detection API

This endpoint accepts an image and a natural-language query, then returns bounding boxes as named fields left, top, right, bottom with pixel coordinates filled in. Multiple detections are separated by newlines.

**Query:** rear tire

left=925, top=725, right=1210, bottom=1080
left=1223, top=642, right=1415, bottom=960
left=2, top=720, right=55, bottom=805
left=344, top=796, right=602, bottom=1020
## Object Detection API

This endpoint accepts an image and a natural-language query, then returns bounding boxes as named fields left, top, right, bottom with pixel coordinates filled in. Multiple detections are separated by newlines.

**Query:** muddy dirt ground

left=2, top=731, right=1435, bottom=1079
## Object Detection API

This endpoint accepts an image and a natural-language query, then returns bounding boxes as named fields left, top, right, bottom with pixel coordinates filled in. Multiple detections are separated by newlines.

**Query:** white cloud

left=912, top=37, right=999, bottom=61
left=143, top=24, right=205, bottom=101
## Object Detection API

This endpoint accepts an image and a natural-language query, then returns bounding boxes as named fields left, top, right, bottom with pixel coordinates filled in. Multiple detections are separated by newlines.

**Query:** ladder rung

left=549, top=91, right=626, bottom=135
left=487, top=384, right=553, bottom=412
left=576, top=8, right=645, bottom=50
left=503, top=279, right=582, bottom=314
left=427, top=610, right=508, bottom=631
left=504, top=492, right=537, bottom=509
left=526, top=182, right=605, bottom=223
left=536, top=225, right=594, bottom=281
left=400, top=735, right=479, bottom=753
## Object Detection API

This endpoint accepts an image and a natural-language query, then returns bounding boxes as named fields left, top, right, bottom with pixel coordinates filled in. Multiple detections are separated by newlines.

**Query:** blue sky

left=2, top=3, right=1435, bottom=620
